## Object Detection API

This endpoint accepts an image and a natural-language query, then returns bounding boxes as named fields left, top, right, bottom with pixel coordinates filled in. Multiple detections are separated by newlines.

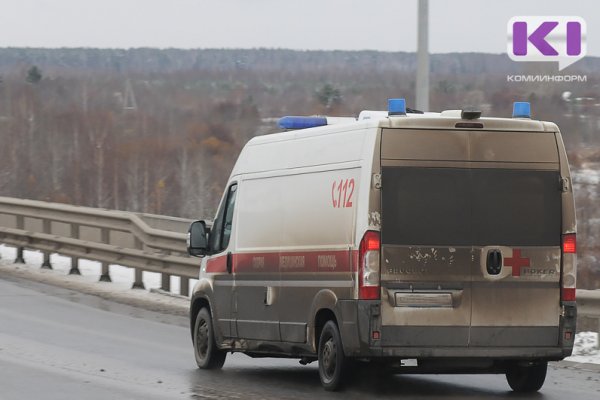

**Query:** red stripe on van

left=562, top=288, right=576, bottom=301
left=206, top=255, right=228, bottom=273
left=235, top=252, right=279, bottom=273
left=205, top=250, right=356, bottom=274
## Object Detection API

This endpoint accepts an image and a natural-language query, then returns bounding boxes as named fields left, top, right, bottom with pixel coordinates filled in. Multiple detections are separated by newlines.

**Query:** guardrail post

left=99, top=228, right=111, bottom=282
left=14, top=247, right=25, bottom=263
left=41, top=252, right=52, bottom=269
left=69, top=224, right=81, bottom=275
left=40, top=219, right=52, bottom=269
left=131, top=237, right=145, bottom=289
left=161, top=272, right=171, bottom=292
left=180, top=277, right=189, bottom=297
left=14, top=215, right=25, bottom=264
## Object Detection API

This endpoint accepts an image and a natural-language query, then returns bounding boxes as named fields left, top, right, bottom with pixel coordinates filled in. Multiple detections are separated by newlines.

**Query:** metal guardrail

left=0, top=196, right=197, bottom=296
left=578, top=290, right=600, bottom=317
left=0, top=196, right=599, bottom=321
left=577, top=289, right=600, bottom=337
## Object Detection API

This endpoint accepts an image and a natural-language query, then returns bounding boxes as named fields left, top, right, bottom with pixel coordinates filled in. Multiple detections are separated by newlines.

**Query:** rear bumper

left=376, top=346, right=567, bottom=359
left=338, top=300, right=576, bottom=360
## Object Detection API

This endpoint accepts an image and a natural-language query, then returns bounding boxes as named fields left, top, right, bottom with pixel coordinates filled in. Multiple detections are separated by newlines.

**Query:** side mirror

left=187, top=220, right=209, bottom=257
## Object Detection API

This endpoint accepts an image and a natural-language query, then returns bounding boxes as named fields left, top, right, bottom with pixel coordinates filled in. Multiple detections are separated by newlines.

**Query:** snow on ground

left=572, top=168, right=600, bottom=187
left=0, top=244, right=197, bottom=297
left=567, top=332, right=600, bottom=364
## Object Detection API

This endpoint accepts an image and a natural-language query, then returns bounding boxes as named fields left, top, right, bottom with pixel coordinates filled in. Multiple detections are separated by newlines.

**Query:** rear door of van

left=380, top=129, right=562, bottom=349
left=468, top=132, right=562, bottom=347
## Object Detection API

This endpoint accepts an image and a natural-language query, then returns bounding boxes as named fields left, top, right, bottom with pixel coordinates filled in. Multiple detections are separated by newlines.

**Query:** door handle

left=264, top=286, right=273, bottom=306
left=486, top=249, right=502, bottom=275
left=226, top=252, right=233, bottom=274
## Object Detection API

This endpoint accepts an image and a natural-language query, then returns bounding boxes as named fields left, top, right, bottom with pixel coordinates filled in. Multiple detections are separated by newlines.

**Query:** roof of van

left=247, top=111, right=559, bottom=148
left=231, top=110, right=561, bottom=177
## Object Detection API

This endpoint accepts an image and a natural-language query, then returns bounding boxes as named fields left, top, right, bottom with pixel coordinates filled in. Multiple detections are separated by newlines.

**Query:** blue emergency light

left=388, top=98, right=406, bottom=116
left=278, top=116, right=328, bottom=130
left=512, top=102, right=531, bottom=119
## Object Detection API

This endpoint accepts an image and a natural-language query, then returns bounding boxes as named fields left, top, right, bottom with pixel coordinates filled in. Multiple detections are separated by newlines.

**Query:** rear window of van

left=381, top=167, right=561, bottom=247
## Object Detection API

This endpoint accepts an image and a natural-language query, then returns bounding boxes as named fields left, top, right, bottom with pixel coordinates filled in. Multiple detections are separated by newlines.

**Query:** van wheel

left=506, top=361, right=547, bottom=393
left=318, top=320, right=349, bottom=391
left=193, top=307, right=226, bottom=369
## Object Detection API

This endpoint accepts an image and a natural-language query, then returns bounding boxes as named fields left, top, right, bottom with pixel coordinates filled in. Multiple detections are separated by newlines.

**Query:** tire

left=193, top=307, right=226, bottom=369
left=506, top=361, right=547, bottom=393
left=318, top=320, right=349, bottom=391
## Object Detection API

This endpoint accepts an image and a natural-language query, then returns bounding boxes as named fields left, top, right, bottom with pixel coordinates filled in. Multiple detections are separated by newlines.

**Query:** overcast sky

left=0, top=0, right=598, bottom=55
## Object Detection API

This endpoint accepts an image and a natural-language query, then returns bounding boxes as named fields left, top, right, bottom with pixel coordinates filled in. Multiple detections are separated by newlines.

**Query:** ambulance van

left=187, top=99, right=577, bottom=392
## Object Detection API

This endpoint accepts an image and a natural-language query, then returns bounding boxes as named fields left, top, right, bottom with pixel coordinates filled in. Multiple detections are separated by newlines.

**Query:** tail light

left=359, top=231, right=380, bottom=300
left=562, top=233, right=576, bottom=254
left=561, top=233, right=577, bottom=302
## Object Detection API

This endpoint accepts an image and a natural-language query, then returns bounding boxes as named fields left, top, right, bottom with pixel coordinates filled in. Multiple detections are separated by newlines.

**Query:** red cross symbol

left=504, top=249, right=530, bottom=277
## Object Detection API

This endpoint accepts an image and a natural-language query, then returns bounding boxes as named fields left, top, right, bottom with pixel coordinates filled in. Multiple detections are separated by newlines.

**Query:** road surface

left=0, top=274, right=599, bottom=400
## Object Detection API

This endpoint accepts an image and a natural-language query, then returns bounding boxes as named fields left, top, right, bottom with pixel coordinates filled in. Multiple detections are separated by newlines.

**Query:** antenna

left=416, top=0, right=430, bottom=112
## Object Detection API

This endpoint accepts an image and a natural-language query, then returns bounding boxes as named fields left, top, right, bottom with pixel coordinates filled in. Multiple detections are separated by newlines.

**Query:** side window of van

left=221, top=184, right=237, bottom=250
left=209, top=183, right=237, bottom=254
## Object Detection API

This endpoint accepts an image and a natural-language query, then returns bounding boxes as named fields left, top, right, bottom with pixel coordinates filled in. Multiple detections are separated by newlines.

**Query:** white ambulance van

left=187, top=99, right=577, bottom=392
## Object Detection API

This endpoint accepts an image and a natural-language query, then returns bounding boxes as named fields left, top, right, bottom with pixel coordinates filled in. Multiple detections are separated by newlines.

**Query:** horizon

left=1, top=0, right=598, bottom=56
left=0, top=46, right=593, bottom=58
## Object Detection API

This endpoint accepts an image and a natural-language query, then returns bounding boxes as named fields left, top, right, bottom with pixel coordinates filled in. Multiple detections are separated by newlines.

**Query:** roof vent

left=461, top=108, right=482, bottom=120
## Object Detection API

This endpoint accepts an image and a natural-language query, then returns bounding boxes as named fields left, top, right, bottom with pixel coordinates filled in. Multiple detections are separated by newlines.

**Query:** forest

left=0, top=48, right=598, bottom=287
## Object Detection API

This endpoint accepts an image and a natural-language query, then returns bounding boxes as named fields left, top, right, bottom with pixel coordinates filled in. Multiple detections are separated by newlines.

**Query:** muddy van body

left=187, top=100, right=577, bottom=392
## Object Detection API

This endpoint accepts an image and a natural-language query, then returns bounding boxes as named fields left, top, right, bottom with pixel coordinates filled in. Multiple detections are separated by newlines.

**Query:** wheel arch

left=189, top=279, right=215, bottom=340
left=308, top=289, right=341, bottom=352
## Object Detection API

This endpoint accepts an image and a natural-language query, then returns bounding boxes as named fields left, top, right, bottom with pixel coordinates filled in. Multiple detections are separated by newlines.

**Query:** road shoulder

left=0, top=262, right=189, bottom=317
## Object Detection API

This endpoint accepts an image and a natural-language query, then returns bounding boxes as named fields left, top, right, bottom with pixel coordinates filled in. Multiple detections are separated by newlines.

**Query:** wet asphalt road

left=0, top=275, right=599, bottom=400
